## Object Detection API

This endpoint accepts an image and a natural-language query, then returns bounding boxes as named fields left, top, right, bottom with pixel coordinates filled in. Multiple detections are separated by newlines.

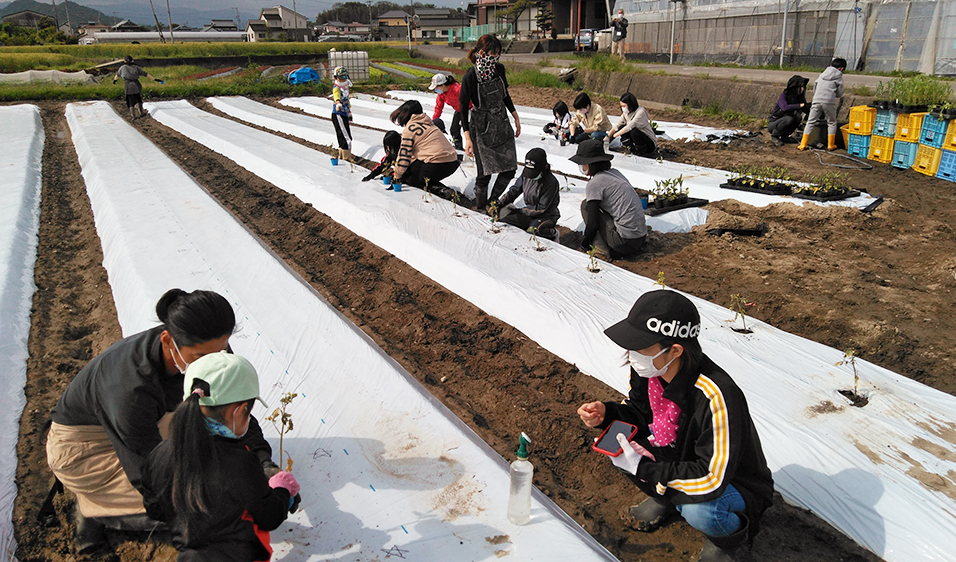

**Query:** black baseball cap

left=604, top=290, right=701, bottom=350
left=569, top=139, right=614, bottom=165
left=521, top=148, right=549, bottom=178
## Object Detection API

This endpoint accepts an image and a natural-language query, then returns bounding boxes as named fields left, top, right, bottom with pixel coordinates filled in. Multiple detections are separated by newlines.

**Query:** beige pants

left=612, top=39, right=626, bottom=59
left=46, top=416, right=172, bottom=517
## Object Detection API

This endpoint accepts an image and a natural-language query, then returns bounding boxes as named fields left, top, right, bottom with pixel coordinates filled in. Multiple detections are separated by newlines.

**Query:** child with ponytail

left=142, top=352, right=300, bottom=561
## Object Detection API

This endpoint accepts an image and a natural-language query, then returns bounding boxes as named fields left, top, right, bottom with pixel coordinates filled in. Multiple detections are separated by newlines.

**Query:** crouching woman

left=142, top=352, right=300, bottom=561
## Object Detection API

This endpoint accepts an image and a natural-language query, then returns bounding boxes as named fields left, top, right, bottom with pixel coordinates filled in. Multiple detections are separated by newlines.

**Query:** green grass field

left=0, top=43, right=463, bottom=100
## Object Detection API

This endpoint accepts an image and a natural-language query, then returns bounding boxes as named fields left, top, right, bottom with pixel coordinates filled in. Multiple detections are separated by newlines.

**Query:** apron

left=470, top=76, right=517, bottom=178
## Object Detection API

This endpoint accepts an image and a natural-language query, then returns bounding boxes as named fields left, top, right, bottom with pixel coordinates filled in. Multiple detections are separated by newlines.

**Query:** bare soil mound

left=16, top=85, right=949, bottom=561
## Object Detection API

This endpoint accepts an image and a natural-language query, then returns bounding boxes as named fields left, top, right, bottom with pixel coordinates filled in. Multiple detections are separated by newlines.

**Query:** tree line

left=316, top=1, right=465, bottom=25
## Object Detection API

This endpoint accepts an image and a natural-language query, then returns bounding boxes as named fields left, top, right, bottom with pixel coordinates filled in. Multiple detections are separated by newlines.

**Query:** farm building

left=614, top=0, right=956, bottom=75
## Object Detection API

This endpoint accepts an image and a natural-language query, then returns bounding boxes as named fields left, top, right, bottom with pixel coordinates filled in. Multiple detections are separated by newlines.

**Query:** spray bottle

left=507, top=432, right=533, bottom=525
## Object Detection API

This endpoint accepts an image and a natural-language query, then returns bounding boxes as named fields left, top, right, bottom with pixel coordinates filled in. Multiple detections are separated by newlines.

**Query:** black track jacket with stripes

left=601, top=354, right=774, bottom=534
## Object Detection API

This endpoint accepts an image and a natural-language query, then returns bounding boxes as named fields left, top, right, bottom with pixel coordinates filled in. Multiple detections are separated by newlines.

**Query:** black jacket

left=769, top=75, right=810, bottom=122
left=142, top=436, right=291, bottom=561
left=459, top=63, right=516, bottom=133
left=51, top=326, right=276, bottom=491
left=498, top=171, right=561, bottom=221
left=601, top=354, right=773, bottom=535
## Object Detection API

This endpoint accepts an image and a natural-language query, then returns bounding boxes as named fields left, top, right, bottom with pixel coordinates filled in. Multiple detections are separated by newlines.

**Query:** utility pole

left=779, top=0, right=788, bottom=67
left=146, top=0, right=165, bottom=43
left=292, top=0, right=298, bottom=41
left=50, top=0, right=59, bottom=28
left=64, top=0, right=72, bottom=32
left=165, top=0, right=174, bottom=43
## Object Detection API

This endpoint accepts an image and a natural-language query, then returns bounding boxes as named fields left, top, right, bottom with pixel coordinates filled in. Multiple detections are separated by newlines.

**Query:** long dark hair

left=156, top=289, right=235, bottom=347
left=389, top=99, right=423, bottom=127
left=383, top=130, right=401, bottom=157
left=467, top=34, right=502, bottom=64
left=620, top=92, right=639, bottom=113
left=552, top=100, right=569, bottom=119
left=170, top=379, right=253, bottom=518
left=573, top=92, right=591, bottom=110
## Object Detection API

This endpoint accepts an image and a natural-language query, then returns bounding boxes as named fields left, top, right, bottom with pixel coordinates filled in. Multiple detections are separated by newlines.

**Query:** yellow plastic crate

left=895, top=112, right=926, bottom=142
left=868, top=135, right=894, bottom=163
left=944, top=119, right=956, bottom=151
left=913, top=145, right=943, bottom=176
left=848, top=106, right=876, bottom=135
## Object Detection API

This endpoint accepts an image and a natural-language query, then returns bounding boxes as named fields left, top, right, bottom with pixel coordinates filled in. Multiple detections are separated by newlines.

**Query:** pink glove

left=268, top=471, right=300, bottom=497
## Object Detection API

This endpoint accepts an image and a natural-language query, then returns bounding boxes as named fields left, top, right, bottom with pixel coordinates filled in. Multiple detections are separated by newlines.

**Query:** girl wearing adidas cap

left=142, top=352, right=300, bottom=561
left=577, top=290, right=773, bottom=562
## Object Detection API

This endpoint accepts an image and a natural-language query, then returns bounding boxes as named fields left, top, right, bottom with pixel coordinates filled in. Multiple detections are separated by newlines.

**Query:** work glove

left=154, top=78, right=164, bottom=84
left=269, top=471, right=300, bottom=497
left=610, top=433, right=655, bottom=475
left=335, top=102, right=342, bottom=112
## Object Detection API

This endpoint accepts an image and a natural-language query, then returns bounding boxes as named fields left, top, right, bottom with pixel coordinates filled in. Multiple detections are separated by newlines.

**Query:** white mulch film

left=0, top=104, right=44, bottom=561
left=141, top=97, right=956, bottom=562
left=64, top=101, right=618, bottom=562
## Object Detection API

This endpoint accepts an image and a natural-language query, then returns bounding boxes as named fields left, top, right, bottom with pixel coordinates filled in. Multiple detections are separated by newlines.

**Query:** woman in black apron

left=459, top=34, right=522, bottom=212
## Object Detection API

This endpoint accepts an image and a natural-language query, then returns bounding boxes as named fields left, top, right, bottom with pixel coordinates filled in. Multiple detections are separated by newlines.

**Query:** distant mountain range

left=0, top=0, right=120, bottom=26
left=84, top=1, right=242, bottom=30
left=0, top=0, right=239, bottom=29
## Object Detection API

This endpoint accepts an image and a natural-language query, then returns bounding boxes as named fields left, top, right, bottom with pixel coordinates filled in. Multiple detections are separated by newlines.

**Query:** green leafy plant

left=587, top=245, right=601, bottom=273
left=265, top=392, right=298, bottom=472
left=529, top=226, right=545, bottom=251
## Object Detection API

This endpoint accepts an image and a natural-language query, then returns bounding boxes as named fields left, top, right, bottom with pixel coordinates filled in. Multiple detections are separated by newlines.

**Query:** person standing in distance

left=577, top=290, right=773, bottom=561
left=113, top=55, right=162, bottom=120
left=611, top=9, right=629, bottom=61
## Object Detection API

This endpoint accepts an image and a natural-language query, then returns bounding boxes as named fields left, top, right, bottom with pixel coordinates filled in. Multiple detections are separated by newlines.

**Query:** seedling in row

left=835, top=349, right=867, bottom=407
left=265, top=391, right=298, bottom=471
left=729, top=293, right=754, bottom=334
left=587, top=246, right=601, bottom=273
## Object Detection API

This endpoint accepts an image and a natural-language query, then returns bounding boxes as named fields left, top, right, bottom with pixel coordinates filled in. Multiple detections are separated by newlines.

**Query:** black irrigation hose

left=810, top=148, right=873, bottom=170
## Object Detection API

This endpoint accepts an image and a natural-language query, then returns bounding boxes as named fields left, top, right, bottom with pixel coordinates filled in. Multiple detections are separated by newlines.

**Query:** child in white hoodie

left=798, top=58, right=846, bottom=151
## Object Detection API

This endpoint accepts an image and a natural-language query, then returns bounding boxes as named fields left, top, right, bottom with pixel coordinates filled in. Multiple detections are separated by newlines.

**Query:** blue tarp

left=288, top=67, right=321, bottom=85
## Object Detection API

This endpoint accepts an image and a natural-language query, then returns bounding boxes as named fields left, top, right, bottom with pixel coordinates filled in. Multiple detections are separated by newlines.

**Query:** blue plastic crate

left=937, top=149, right=956, bottom=182
left=891, top=141, right=919, bottom=169
left=919, top=114, right=951, bottom=149
left=873, top=109, right=898, bottom=138
left=847, top=134, right=871, bottom=158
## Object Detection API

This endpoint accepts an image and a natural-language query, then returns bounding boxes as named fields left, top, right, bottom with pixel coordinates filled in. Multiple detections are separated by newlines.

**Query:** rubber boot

left=97, top=513, right=166, bottom=533
left=827, top=134, right=838, bottom=151
left=797, top=134, right=810, bottom=151
left=340, top=148, right=352, bottom=162
left=629, top=496, right=677, bottom=532
left=699, top=513, right=753, bottom=562
left=74, top=510, right=107, bottom=555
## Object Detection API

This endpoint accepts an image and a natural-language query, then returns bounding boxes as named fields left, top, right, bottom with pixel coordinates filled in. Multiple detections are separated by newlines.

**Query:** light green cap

left=184, top=351, right=267, bottom=408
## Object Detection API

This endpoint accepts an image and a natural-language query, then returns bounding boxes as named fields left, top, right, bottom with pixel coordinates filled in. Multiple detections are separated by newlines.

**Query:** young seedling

left=488, top=201, right=501, bottom=233
left=587, top=245, right=601, bottom=273
left=656, top=271, right=666, bottom=289
left=422, top=177, right=431, bottom=202
left=529, top=226, right=545, bottom=251
left=265, top=391, right=298, bottom=471
left=451, top=190, right=464, bottom=217
left=835, top=349, right=863, bottom=403
left=729, top=293, right=754, bottom=334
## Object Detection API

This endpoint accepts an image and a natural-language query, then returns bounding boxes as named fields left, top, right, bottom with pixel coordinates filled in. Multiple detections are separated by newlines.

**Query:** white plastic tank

left=328, top=50, right=370, bottom=80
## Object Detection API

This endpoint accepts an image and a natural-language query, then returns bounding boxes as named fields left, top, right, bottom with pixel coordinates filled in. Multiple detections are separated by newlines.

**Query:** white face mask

left=579, top=164, right=589, bottom=175
left=628, top=347, right=674, bottom=378
left=170, top=337, right=190, bottom=375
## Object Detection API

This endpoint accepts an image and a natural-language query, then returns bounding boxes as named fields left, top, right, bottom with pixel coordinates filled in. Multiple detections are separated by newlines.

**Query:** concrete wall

left=576, top=68, right=874, bottom=121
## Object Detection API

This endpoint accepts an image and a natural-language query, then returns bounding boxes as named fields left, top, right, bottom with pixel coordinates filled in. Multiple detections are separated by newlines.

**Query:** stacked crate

left=847, top=106, right=875, bottom=158
left=921, top=113, right=955, bottom=182
left=869, top=108, right=896, bottom=163
left=892, top=112, right=924, bottom=169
